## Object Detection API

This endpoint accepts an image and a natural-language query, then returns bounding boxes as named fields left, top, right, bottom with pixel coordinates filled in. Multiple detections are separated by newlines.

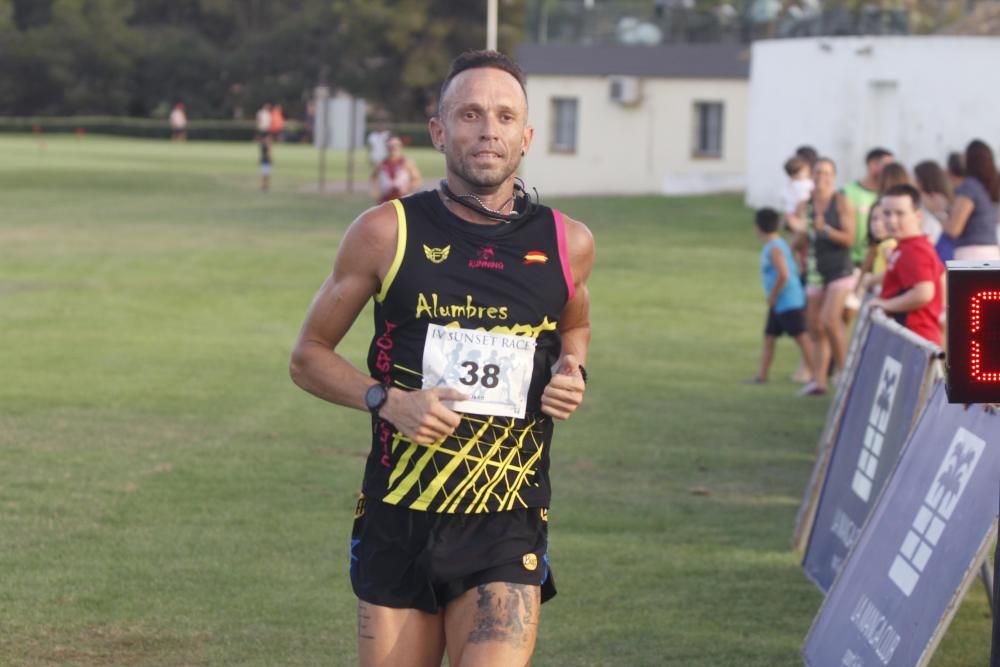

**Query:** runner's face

left=434, top=68, right=533, bottom=191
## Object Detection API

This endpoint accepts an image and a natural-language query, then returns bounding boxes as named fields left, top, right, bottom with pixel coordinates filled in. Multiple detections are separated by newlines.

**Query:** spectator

left=270, top=104, right=285, bottom=142
left=795, top=145, right=819, bottom=171
left=256, top=103, right=272, bottom=142
left=877, top=162, right=912, bottom=193
left=913, top=160, right=953, bottom=252
left=868, top=199, right=897, bottom=278
left=747, top=207, right=813, bottom=386
left=856, top=198, right=896, bottom=297
left=842, top=147, right=894, bottom=268
left=781, top=155, right=814, bottom=231
left=946, top=150, right=966, bottom=191
left=940, top=153, right=968, bottom=261
left=259, top=137, right=272, bottom=192
left=797, top=157, right=856, bottom=396
left=943, top=139, right=1000, bottom=260
left=370, top=135, right=423, bottom=203
left=169, top=103, right=187, bottom=142
left=785, top=150, right=816, bottom=383
left=872, top=184, right=945, bottom=345
left=844, top=161, right=915, bottom=315
left=367, top=125, right=391, bottom=167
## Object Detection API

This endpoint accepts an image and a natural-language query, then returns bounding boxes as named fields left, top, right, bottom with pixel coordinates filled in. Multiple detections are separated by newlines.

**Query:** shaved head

left=437, top=50, right=527, bottom=117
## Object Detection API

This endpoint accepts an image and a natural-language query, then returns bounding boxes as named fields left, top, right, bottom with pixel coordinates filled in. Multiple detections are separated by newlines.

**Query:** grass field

left=0, top=135, right=991, bottom=666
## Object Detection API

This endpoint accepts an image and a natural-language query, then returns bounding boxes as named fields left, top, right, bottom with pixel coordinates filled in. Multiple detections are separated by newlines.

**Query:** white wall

left=747, top=36, right=1000, bottom=208
left=522, top=75, right=748, bottom=196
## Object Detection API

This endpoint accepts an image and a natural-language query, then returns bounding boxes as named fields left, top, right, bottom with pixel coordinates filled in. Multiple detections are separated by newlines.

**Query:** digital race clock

left=946, top=260, right=1000, bottom=404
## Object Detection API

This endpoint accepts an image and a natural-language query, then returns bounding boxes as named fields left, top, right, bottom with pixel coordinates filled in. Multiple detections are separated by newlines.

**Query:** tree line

left=0, top=0, right=525, bottom=122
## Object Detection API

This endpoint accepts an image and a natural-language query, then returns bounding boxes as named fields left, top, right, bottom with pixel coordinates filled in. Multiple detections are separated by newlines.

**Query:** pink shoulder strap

left=553, top=209, right=576, bottom=302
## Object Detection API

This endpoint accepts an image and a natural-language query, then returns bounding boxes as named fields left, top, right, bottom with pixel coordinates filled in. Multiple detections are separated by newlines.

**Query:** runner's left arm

left=542, top=216, right=594, bottom=420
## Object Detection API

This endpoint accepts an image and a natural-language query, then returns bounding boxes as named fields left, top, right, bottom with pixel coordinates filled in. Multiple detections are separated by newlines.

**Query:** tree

left=0, top=0, right=527, bottom=119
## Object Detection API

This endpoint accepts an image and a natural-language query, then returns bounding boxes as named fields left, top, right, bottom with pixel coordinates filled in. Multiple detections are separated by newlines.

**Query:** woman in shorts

left=797, top=157, right=856, bottom=396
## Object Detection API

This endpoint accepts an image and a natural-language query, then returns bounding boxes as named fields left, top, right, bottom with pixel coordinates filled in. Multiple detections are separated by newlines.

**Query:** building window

left=693, top=101, right=724, bottom=158
left=550, top=98, right=578, bottom=153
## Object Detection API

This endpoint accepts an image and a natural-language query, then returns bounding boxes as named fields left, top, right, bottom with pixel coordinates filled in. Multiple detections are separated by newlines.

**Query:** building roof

left=516, top=43, right=751, bottom=80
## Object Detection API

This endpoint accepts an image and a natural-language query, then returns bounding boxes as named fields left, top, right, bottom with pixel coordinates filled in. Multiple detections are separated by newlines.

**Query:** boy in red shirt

left=871, top=184, right=945, bottom=345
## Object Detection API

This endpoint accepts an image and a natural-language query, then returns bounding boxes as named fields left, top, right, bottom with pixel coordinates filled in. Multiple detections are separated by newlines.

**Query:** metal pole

left=315, top=78, right=329, bottom=193
left=347, top=97, right=356, bottom=194
left=487, top=0, right=498, bottom=50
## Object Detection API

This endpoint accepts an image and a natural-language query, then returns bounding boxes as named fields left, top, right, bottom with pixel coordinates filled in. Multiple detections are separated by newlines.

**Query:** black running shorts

left=765, top=307, right=806, bottom=338
left=349, top=496, right=556, bottom=613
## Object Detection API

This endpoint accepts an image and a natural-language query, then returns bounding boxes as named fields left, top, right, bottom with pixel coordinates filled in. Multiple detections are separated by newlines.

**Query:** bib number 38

left=460, top=361, right=501, bottom=388
left=422, top=324, right=536, bottom=419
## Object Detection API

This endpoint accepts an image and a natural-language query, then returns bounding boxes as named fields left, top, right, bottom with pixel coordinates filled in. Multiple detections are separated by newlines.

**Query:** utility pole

left=487, top=0, right=498, bottom=50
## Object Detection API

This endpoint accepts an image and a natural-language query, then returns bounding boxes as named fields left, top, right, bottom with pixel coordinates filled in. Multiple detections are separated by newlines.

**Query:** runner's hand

left=541, top=354, right=586, bottom=420
left=380, top=387, right=466, bottom=445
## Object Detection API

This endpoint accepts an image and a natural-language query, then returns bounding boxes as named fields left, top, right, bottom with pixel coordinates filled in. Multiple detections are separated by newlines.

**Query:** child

left=870, top=184, right=945, bottom=345
left=782, top=156, right=815, bottom=382
left=749, top=208, right=815, bottom=387
left=781, top=156, right=814, bottom=234
left=856, top=198, right=897, bottom=296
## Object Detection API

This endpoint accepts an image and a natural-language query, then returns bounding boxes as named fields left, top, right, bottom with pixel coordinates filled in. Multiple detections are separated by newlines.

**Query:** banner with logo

left=793, top=303, right=874, bottom=550
left=803, top=313, right=939, bottom=592
left=803, top=382, right=1000, bottom=666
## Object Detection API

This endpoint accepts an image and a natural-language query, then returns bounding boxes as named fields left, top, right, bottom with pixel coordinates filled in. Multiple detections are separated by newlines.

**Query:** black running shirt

left=363, top=190, right=575, bottom=514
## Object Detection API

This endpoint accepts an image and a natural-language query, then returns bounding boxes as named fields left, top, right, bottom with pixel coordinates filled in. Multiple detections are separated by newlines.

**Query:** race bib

left=422, top=324, right=536, bottom=419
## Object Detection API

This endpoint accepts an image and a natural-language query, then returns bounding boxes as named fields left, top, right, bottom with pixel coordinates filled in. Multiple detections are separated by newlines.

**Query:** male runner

left=289, top=50, right=594, bottom=666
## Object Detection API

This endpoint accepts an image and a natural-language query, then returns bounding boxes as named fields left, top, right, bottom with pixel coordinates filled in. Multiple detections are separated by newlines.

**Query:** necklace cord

left=440, top=178, right=539, bottom=223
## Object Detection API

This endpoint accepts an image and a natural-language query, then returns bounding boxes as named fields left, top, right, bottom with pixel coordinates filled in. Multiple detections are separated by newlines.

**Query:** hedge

left=0, top=116, right=305, bottom=142
left=0, top=116, right=436, bottom=145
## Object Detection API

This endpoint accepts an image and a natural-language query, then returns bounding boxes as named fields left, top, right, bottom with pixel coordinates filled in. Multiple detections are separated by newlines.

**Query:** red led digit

left=969, top=289, right=1000, bottom=383
left=946, top=261, right=1000, bottom=403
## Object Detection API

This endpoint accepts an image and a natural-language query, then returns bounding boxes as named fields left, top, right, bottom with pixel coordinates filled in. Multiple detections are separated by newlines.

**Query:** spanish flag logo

left=523, top=250, right=548, bottom=265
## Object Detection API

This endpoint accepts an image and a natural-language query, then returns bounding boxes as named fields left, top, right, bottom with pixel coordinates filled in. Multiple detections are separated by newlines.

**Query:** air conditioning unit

left=608, top=76, right=641, bottom=106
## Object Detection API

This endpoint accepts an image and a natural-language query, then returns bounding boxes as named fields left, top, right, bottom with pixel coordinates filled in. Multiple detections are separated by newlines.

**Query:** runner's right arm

left=289, top=204, right=464, bottom=444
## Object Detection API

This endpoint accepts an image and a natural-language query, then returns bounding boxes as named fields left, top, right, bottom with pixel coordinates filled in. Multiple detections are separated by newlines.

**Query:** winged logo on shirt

left=423, top=244, right=451, bottom=264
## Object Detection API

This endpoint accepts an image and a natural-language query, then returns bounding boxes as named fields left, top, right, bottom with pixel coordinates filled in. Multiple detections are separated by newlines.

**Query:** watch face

left=365, top=383, right=387, bottom=411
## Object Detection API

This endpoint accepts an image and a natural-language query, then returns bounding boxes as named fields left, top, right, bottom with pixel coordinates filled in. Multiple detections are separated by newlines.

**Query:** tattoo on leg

left=358, top=602, right=376, bottom=641
left=467, top=583, right=539, bottom=647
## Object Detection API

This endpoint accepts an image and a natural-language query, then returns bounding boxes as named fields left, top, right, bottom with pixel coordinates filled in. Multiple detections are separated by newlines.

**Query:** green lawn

left=0, top=135, right=991, bottom=665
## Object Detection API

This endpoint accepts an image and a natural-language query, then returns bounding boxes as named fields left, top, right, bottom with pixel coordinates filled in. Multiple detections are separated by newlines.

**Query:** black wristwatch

left=364, top=382, right=391, bottom=417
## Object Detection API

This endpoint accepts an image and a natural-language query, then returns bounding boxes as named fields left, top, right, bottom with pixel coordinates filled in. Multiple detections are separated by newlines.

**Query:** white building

left=746, top=36, right=1000, bottom=208
left=517, top=43, right=750, bottom=196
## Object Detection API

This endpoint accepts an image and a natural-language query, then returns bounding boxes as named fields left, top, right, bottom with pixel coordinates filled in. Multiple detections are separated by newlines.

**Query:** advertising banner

left=803, top=316, right=937, bottom=592
left=804, top=382, right=1000, bottom=666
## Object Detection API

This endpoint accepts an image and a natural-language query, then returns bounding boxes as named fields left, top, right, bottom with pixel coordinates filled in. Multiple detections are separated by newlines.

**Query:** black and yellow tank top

left=363, top=189, right=575, bottom=514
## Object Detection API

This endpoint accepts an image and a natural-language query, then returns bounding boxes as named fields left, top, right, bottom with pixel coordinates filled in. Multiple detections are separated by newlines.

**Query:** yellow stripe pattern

left=380, top=415, right=546, bottom=514
left=375, top=199, right=407, bottom=304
